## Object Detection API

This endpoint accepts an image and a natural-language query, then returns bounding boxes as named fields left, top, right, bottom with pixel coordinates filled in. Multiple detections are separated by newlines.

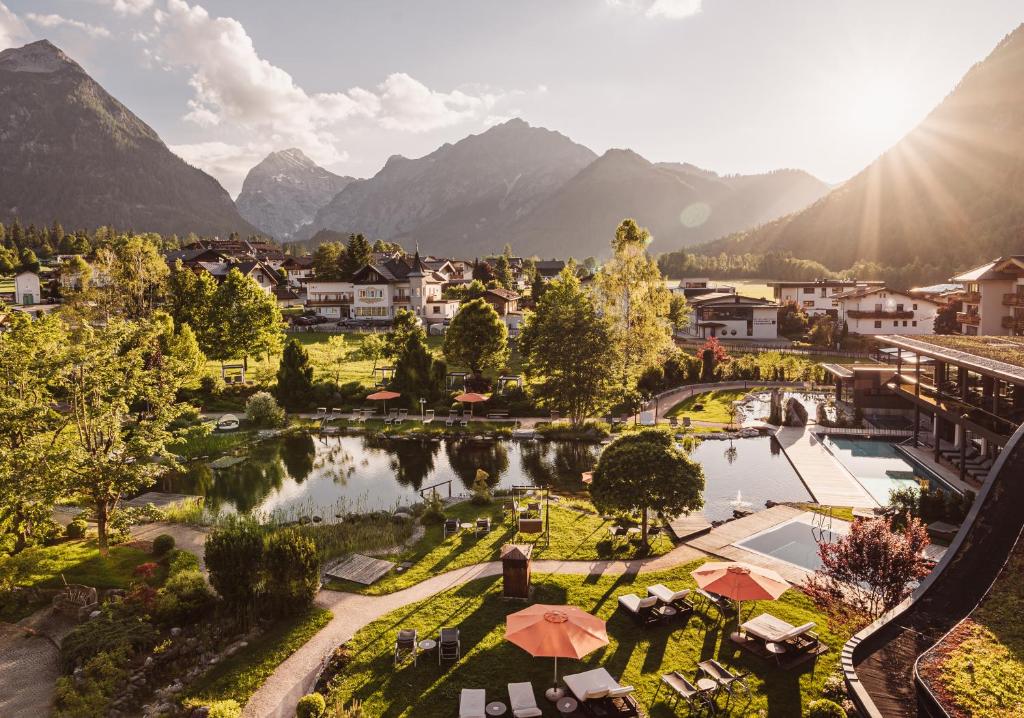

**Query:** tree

left=520, top=268, right=619, bottom=426
left=590, top=430, right=704, bottom=545
left=92, top=235, right=169, bottom=320
left=263, top=530, right=319, bottom=616
left=668, top=294, right=691, bottom=331
left=167, top=260, right=218, bottom=346
left=934, top=301, right=961, bottom=335
left=355, top=333, right=387, bottom=376
left=205, top=516, right=264, bottom=623
left=0, top=311, right=71, bottom=552
left=391, top=330, right=446, bottom=404
left=61, top=321, right=185, bottom=555
left=307, top=334, right=348, bottom=387
left=385, top=309, right=422, bottom=359
left=276, top=338, right=314, bottom=408
left=207, top=269, right=283, bottom=371
left=443, top=298, right=508, bottom=381
left=493, top=254, right=514, bottom=290
left=803, top=516, right=930, bottom=631
left=808, top=315, right=839, bottom=348
left=312, top=241, right=345, bottom=280
left=163, top=321, right=207, bottom=387
left=340, top=233, right=372, bottom=280
left=594, top=219, right=674, bottom=391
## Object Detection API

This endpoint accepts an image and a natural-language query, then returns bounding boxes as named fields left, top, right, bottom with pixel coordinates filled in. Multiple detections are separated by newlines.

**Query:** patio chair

left=394, top=628, right=418, bottom=666
left=658, top=671, right=713, bottom=713
left=354, top=409, right=367, bottom=424
left=439, top=627, right=461, bottom=664
left=444, top=518, right=460, bottom=538
left=617, top=593, right=660, bottom=626
left=697, top=659, right=749, bottom=696
left=423, top=409, right=435, bottom=424
left=395, top=409, right=408, bottom=425
left=459, top=688, right=486, bottom=718
left=475, top=517, right=491, bottom=537
left=507, top=682, right=543, bottom=718
left=383, top=409, right=398, bottom=425
left=647, top=584, right=695, bottom=614
left=563, top=668, right=637, bottom=713
left=445, top=411, right=456, bottom=427
left=668, top=417, right=679, bottom=429
left=741, top=613, right=819, bottom=660
left=696, top=588, right=735, bottom=618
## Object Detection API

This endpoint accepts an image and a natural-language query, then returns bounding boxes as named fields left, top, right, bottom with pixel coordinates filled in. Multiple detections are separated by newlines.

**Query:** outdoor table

left=485, top=701, right=507, bottom=716
left=417, top=639, right=436, bottom=652
left=696, top=677, right=718, bottom=694
left=556, top=696, right=579, bottom=715
left=765, top=642, right=786, bottom=655
left=545, top=686, right=566, bottom=702
left=460, top=522, right=475, bottom=530
left=657, top=605, right=678, bottom=622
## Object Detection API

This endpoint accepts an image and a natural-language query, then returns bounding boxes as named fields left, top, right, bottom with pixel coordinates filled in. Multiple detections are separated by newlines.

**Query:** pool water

left=822, top=436, right=928, bottom=505
left=166, top=433, right=812, bottom=524
left=736, top=515, right=845, bottom=572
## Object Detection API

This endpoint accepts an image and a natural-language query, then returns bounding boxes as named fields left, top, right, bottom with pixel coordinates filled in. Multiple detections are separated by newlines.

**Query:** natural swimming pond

left=821, top=436, right=940, bottom=505
left=166, top=433, right=812, bottom=523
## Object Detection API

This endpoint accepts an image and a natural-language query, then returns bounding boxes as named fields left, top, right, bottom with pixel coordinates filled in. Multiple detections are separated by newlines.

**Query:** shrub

left=196, top=699, right=242, bottom=718
left=66, top=518, right=88, bottom=539
left=806, top=698, right=847, bottom=718
left=152, top=533, right=175, bottom=556
left=264, top=529, right=320, bottom=616
left=154, top=569, right=215, bottom=625
left=54, top=648, right=130, bottom=718
left=200, top=374, right=224, bottom=396
left=420, top=492, right=445, bottom=525
left=61, top=610, right=158, bottom=671
left=470, top=469, right=493, bottom=505
left=821, top=670, right=847, bottom=702
left=246, top=391, right=286, bottom=428
left=296, top=692, right=326, bottom=718
left=167, top=548, right=200, bottom=576
left=205, top=516, right=265, bottom=622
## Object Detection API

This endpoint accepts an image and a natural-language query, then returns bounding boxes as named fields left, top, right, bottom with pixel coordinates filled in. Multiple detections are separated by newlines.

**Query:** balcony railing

left=846, top=309, right=915, bottom=320
left=961, top=291, right=981, bottom=304
left=1001, top=315, right=1024, bottom=332
left=891, top=378, right=1021, bottom=438
left=1003, top=293, right=1024, bottom=307
left=306, top=298, right=352, bottom=307
left=393, top=295, right=411, bottom=304
left=957, top=312, right=981, bottom=326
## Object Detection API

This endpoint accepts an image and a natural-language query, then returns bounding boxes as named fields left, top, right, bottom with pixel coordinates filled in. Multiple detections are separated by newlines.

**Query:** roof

left=500, top=544, right=533, bottom=560
left=950, top=256, right=1024, bottom=282
left=484, top=287, right=520, bottom=301
left=534, top=260, right=566, bottom=275
left=767, top=279, right=885, bottom=288
left=833, top=286, right=939, bottom=304
left=273, top=286, right=299, bottom=300
left=353, top=256, right=445, bottom=284
left=879, top=335, right=1024, bottom=385
left=690, top=292, right=778, bottom=307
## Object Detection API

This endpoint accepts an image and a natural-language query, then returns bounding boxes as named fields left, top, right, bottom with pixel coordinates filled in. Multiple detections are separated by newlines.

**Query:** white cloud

left=0, top=2, right=31, bottom=50
left=26, top=13, right=111, bottom=38
left=106, top=0, right=155, bottom=15
left=607, top=0, right=703, bottom=20
left=152, top=0, right=513, bottom=188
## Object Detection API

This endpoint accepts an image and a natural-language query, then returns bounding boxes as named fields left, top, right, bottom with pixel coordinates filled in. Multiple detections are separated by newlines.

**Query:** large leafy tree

left=443, top=297, right=508, bottom=381
left=340, top=233, right=372, bottom=280
left=92, top=234, right=169, bottom=320
left=803, top=515, right=930, bottom=631
left=312, top=241, right=345, bottom=280
left=594, top=219, right=675, bottom=390
left=207, top=268, right=284, bottom=371
left=590, top=429, right=704, bottom=545
left=167, top=259, right=217, bottom=344
left=276, top=337, right=314, bottom=408
left=520, top=268, right=619, bottom=426
left=61, top=320, right=186, bottom=554
left=0, top=311, right=71, bottom=552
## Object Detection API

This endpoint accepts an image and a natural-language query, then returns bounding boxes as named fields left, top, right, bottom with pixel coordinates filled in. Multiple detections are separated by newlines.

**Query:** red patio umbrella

left=453, top=392, right=488, bottom=417
left=366, top=390, right=401, bottom=415
left=506, top=604, right=608, bottom=694
left=691, top=561, right=789, bottom=622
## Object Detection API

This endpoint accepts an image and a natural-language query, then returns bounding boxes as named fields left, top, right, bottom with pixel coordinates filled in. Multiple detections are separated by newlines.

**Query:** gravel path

left=0, top=609, right=77, bottom=718
left=243, top=543, right=706, bottom=718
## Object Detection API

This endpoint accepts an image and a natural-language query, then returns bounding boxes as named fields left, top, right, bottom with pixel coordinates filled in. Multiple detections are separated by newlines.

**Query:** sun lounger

left=439, top=627, right=460, bottom=665
left=459, top=688, right=486, bottom=718
left=564, top=668, right=637, bottom=714
left=697, top=659, right=749, bottom=695
left=507, top=682, right=543, bottom=718
left=741, top=613, right=819, bottom=658
left=475, top=517, right=491, bottom=536
left=696, top=588, right=735, bottom=617
left=445, top=411, right=456, bottom=427
left=617, top=593, right=660, bottom=626
left=647, top=584, right=694, bottom=613
left=659, top=671, right=713, bottom=712
left=395, top=409, right=408, bottom=425
left=394, top=628, right=418, bottom=666
left=423, top=409, right=435, bottom=424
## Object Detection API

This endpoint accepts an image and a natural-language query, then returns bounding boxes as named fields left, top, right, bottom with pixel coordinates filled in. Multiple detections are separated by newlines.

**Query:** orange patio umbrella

left=366, top=389, right=401, bottom=414
left=506, top=604, right=608, bottom=694
left=453, top=392, right=488, bottom=417
left=691, top=561, right=789, bottom=622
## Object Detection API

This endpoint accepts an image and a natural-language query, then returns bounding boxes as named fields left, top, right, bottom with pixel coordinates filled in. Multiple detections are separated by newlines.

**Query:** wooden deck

left=123, top=492, right=202, bottom=510
left=774, top=426, right=877, bottom=509
left=685, top=505, right=819, bottom=585
left=324, top=554, right=396, bottom=585
left=667, top=514, right=713, bottom=540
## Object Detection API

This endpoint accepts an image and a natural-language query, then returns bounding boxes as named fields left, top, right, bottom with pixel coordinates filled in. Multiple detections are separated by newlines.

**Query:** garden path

left=243, top=543, right=706, bottom=718
left=130, top=522, right=210, bottom=570
left=0, top=608, right=77, bottom=717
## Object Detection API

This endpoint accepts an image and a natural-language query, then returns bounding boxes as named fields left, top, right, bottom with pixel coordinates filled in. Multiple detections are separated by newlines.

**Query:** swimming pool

left=735, top=513, right=846, bottom=572
left=822, top=436, right=942, bottom=505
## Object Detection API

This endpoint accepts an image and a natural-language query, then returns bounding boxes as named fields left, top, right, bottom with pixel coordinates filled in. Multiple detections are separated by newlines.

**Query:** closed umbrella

left=454, top=392, right=488, bottom=418
left=366, top=390, right=401, bottom=415
left=506, top=604, right=608, bottom=696
left=691, top=561, right=789, bottom=623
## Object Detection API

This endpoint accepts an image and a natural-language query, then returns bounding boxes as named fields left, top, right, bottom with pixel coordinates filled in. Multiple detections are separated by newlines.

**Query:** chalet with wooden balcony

left=769, top=279, right=885, bottom=317
left=951, top=256, right=1024, bottom=336
left=833, top=286, right=939, bottom=335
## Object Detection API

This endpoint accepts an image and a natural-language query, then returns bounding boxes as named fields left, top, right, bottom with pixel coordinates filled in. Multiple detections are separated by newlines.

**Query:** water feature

left=738, top=390, right=831, bottom=426
left=164, top=432, right=812, bottom=524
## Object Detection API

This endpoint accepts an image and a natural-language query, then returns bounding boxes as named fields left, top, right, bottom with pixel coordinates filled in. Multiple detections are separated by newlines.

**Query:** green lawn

left=183, top=606, right=333, bottom=708
left=920, top=538, right=1024, bottom=717
left=326, top=500, right=673, bottom=596
left=665, top=388, right=761, bottom=424
left=326, top=560, right=847, bottom=717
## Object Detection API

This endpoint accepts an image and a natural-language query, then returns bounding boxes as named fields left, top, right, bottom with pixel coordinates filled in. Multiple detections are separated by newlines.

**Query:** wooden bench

left=486, top=411, right=510, bottom=420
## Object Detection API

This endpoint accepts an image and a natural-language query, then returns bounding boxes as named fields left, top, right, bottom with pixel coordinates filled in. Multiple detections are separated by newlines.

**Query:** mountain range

left=698, top=23, right=1024, bottom=271
left=235, top=149, right=355, bottom=240
left=0, top=40, right=254, bottom=237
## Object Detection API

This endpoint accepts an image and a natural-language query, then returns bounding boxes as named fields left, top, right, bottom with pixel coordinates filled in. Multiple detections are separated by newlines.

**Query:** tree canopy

left=206, top=268, right=283, bottom=368
left=443, top=297, right=508, bottom=379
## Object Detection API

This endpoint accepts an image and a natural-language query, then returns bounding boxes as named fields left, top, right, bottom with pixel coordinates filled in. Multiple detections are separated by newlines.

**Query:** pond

left=165, top=433, right=812, bottom=523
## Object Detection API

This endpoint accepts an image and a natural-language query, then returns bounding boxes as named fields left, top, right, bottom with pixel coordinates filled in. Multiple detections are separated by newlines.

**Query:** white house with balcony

left=680, top=293, right=780, bottom=340
left=834, top=286, right=939, bottom=335
left=769, top=279, right=885, bottom=317
left=951, top=256, right=1024, bottom=336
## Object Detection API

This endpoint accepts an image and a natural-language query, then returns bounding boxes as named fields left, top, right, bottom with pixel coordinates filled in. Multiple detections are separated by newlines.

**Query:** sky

left=1, top=0, right=1021, bottom=197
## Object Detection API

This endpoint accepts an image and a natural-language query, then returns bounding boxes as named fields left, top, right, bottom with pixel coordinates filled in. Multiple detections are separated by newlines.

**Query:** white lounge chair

left=423, top=409, right=435, bottom=424
left=741, top=613, right=819, bottom=658
left=459, top=688, right=486, bottom=718
left=647, top=584, right=694, bottom=612
left=507, top=682, right=542, bottom=718
left=563, top=668, right=635, bottom=706
left=617, top=593, right=660, bottom=625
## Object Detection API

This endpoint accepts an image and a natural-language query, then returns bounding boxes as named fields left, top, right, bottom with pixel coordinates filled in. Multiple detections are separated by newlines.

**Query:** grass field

left=327, top=561, right=848, bottom=717
left=665, top=388, right=762, bottom=424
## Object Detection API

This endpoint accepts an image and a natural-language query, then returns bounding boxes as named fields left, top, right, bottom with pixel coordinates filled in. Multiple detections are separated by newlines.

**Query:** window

left=912, top=321, right=917, bottom=327
left=902, top=321, right=908, bottom=327
left=820, top=288, right=827, bottom=297
left=913, top=303, right=918, bottom=310
left=874, top=320, right=882, bottom=329
left=896, top=304, right=904, bottom=312
left=803, top=287, right=815, bottom=295
left=893, top=321, right=899, bottom=327
left=874, top=303, right=883, bottom=312
left=802, top=300, right=815, bottom=308
left=433, top=306, right=441, bottom=314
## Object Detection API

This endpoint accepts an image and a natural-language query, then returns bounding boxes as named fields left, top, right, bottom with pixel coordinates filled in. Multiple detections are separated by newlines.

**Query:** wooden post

left=914, top=358, right=922, bottom=447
